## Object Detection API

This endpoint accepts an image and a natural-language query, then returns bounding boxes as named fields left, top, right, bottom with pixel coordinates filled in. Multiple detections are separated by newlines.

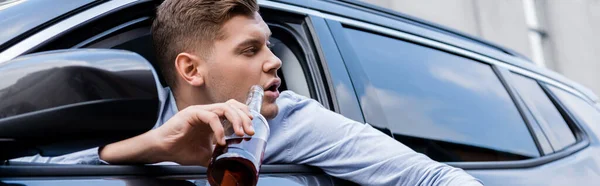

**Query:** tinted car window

left=549, top=86, right=600, bottom=138
left=510, top=73, right=575, bottom=151
left=343, top=28, right=539, bottom=161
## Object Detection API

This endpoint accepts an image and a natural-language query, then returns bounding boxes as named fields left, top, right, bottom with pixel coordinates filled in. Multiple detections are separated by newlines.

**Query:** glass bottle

left=207, top=85, right=269, bottom=186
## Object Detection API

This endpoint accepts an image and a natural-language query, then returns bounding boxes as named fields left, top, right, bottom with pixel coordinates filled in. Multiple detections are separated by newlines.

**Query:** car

left=1, top=0, right=599, bottom=185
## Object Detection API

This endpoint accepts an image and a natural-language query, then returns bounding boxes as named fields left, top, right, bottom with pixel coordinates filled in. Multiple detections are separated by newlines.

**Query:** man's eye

left=243, top=47, right=258, bottom=56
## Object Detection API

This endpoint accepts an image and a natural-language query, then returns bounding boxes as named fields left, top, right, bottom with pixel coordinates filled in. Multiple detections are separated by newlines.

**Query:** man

left=18, top=0, right=483, bottom=185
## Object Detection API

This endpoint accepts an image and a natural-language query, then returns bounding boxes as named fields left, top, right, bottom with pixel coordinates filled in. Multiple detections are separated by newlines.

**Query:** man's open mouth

left=265, top=83, right=279, bottom=92
left=264, top=79, right=281, bottom=99
left=264, top=78, right=281, bottom=92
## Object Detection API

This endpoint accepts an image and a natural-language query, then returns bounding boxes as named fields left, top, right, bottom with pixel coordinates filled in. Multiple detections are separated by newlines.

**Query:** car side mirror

left=0, top=49, right=160, bottom=161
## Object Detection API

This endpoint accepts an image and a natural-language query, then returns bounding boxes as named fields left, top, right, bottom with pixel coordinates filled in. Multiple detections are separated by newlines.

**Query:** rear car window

left=549, top=86, right=600, bottom=139
left=342, top=27, right=539, bottom=162
left=509, top=73, right=576, bottom=152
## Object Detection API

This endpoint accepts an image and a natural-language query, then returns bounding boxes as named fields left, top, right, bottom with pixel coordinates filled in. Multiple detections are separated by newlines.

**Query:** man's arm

left=12, top=99, right=254, bottom=166
left=98, top=129, right=167, bottom=164
left=99, top=100, right=254, bottom=166
left=265, top=91, right=483, bottom=186
left=10, top=148, right=104, bottom=164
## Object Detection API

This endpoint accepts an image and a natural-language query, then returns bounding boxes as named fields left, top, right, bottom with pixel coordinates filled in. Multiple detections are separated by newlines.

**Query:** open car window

left=0, top=1, right=356, bottom=185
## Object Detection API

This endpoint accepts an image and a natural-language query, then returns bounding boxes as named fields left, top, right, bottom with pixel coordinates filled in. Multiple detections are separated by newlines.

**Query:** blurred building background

left=362, top=0, right=600, bottom=95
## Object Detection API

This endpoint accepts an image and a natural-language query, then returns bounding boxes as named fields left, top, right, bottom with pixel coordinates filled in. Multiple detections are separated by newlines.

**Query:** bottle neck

left=246, top=85, right=264, bottom=112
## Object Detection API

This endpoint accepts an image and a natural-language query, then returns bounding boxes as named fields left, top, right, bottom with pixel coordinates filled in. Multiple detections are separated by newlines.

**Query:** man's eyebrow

left=235, top=38, right=263, bottom=49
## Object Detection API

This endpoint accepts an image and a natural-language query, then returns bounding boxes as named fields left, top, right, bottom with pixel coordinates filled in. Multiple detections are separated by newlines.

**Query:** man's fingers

left=226, top=99, right=253, bottom=119
left=221, top=103, right=246, bottom=136
left=205, top=103, right=245, bottom=137
left=233, top=104, right=255, bottom=135
left=187, top=99, right=254, bottom=139
left=193, top=110, right=226, bottom=145
left=225, top=100, right=254, bottom=135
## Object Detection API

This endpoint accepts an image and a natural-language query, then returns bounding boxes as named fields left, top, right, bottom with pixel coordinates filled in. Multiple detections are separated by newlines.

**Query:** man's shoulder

left=275, top=90, right=317, bottom=110
left=276, top=90, right=306, bottom=103
left=271, top=90, right=320, bottom=121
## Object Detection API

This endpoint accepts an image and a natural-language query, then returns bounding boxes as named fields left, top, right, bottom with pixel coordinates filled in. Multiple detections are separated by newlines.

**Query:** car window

left=548, top=86, right=600, bottom=139
left=509, top=73, right=576, bottom=152
left=342, top=27, right=539, bottom=162
left=513, top=89, right=554, bottom=155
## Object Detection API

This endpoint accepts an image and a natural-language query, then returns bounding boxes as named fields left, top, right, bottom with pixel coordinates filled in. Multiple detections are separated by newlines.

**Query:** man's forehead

left=221, top=13, right=271, bottom=41
left=247, top=13, right=271, bottom=39
left=256, top=14, right=272, bottom=37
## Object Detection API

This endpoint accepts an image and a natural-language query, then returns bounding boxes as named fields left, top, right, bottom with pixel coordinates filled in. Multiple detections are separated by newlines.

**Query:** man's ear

left=174, top=52, right=204, bottom=86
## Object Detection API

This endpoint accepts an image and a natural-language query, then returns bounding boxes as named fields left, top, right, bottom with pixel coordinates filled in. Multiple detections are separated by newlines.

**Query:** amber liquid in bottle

left=207, top=137, right=266, bottom=186
left=207, top=85, right=269, bottom=186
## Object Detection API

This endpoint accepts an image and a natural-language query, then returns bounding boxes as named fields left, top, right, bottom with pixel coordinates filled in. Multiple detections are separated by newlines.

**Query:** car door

left=0, top=0, right=355, bottom=185
left=319, top=7, right=600, bottom=186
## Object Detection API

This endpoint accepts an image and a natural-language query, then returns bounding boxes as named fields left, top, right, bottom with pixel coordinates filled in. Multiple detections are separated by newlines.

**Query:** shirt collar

left=154, top=87, right=179, bottom=129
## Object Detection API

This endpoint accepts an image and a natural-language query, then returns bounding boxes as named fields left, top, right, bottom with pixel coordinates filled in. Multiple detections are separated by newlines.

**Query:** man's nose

left=263, top=52, right=282, bottom=74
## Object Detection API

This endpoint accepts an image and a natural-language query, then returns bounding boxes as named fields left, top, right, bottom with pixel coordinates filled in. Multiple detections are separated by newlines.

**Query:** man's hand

left=99, top=99, right=254, bottom=166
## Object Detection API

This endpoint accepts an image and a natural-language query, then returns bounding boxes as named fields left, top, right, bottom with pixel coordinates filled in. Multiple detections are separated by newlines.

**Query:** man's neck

left=171, top=86, right=213, bottom=111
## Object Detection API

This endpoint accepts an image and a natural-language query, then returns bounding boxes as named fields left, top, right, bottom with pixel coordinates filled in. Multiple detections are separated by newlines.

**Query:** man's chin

left=260, top=103, right=279, bottom=119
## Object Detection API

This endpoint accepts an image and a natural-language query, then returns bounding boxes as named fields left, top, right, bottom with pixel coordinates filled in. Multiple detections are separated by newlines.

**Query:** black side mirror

left=0, top=49, right=159, bottom=161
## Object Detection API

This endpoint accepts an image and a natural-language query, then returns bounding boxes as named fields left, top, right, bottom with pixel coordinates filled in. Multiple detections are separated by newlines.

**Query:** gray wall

left=362, top=0, right=600, bottom=96
left=541, top=0, right=600, bottom=94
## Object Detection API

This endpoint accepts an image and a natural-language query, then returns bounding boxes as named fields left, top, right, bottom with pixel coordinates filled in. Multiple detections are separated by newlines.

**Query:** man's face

left=201, top=13, right=282, bottom=119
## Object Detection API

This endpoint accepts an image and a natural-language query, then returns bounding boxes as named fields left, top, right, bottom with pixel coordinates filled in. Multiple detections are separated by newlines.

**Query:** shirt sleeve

left=10, top=147, right=106, bottom=164
left=11, top=87, right=173, bottom=165
left=265, top=91, right=483, bottom=186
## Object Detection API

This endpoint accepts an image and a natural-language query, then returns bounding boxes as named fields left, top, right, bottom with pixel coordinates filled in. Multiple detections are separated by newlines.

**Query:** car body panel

left=0, top=0, right=140, bottom=63
left=300, top=2, right=600, bottom=185
left=0, top=165, right=352, bottom=186
left=468, top=146, right=600, bottom=186
left=1, top=0, right=600, bottom=185
left=0, top=174, right=340, bottom=186
left=0, top=0, right=96, bottom=50
left=307, top=15, right=366, bottom=124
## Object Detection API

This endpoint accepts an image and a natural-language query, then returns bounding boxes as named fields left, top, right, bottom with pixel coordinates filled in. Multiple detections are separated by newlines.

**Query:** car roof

left=337, top=0, right=531, bottom=61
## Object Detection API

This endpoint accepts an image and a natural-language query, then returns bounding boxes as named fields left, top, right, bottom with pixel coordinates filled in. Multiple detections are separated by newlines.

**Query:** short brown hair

left=152, top=0, right=259, bottom=87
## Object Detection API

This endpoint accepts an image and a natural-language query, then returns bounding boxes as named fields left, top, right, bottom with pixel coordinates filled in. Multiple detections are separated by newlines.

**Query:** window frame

left=2, top=0, right=593, bottom=172
left=324, top=18, right=591, bottom=169
left=1, top=1, right=342, bottom=180
left=540, top=83, right=590, bottom=146
left=325, top=19, right=393, bottom=136
left=27, top=1, right=155, bottom=54
left=329, top=20, right=542, bottom=163
left=259, top=9, right=330, bottom=107
left=501, top=71, right=590, bottom=158
left=495, top=68, right=549, bottom=156
left=0, top=0, right=141, bottom=63
left=506, top=71, right=583, bottom=154
left=2, top=0, right=333, bottom=110
left=498, top=69, right=554, bottom=156
left=449, top=60, right=591, bottom=169
left=307, top=15, right=366, bottom=123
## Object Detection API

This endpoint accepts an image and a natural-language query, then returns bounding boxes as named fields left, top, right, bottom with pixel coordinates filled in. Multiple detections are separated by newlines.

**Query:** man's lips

left=264, top=79, right=281, bottom=99
left=264, top=89, right=280, bottom=99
